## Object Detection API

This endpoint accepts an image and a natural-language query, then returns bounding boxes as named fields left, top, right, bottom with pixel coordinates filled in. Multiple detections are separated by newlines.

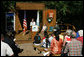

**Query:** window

left=6, top=13, right=14, bottom=32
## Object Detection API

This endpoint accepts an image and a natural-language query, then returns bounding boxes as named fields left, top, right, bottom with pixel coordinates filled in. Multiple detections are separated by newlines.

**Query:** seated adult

left=41, top=24, right=47, bottom=34
left=33, top=33, right=41, bottom=51
left=48, top=34, right=54, bottom=44
left=33, top=33, right=41, bottom=45
left=63, top=29, right=72, bottom=46
left=1, top=34, right=14, bottom=56
left=9, top=31, right=16, bottom=41
left=76, top=30, right=83, bottom=44
left=3, top=32, right=23, bottom=56
left=76, top=30, right=83, bottom=56
left=53, top=22, right=60, bottom=32
left=61, top=29, right=72, bottom=56
left=41, top=31, right=50, bottom=48
left=50, top=30, right=63, bottom=56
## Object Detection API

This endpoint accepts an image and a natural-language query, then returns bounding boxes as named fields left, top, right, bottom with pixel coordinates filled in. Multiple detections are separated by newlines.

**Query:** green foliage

left=1, top=1, right=16, bottom=12
left=1, top=1, right=83, bottom=16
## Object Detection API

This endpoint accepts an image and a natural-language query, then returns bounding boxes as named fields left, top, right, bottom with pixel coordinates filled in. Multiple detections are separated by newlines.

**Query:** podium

left=31, top=25, right=39, bottom=40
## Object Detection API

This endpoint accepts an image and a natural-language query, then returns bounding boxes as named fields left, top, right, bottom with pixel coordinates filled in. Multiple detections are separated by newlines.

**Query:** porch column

left=14, top=13, right=15, bottom=31
left=36, top=10, right=39, bottom=26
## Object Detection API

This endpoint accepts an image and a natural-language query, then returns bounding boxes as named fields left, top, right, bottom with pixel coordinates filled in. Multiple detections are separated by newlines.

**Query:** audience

left=1, top=27, right=83, bottom=56
left=1, top=34, right=14, bottom=56
left=3, top=32, right=23, bottom=56
left=64, top=30, right=83, bottom=56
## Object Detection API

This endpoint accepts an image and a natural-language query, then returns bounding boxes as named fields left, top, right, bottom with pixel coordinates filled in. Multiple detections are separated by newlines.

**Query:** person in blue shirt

left=76, top=32, right=79, bottom=38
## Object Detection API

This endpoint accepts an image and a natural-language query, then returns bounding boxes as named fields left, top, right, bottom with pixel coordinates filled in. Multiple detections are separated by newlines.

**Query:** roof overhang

left=16, top=2, right=45, bottom=10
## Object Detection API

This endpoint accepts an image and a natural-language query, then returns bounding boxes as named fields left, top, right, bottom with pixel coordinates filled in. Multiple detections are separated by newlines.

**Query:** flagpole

left=24, top=10, right=26, bottom=19
left=23, top=10, right=26, bottom=35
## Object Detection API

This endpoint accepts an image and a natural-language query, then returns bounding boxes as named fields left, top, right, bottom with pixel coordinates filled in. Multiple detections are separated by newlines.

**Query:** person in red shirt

left=50, top=30, right=63, bottom=56
left=64, top=31, right=83, bottom=56
left=76, top=30, right=83, bottom=45
left=77, top=37, right=83, bottom=44
left=76, top=30, right=83, bottom=56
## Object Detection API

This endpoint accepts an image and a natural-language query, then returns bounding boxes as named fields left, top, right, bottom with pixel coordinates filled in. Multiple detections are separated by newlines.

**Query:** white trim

left=36, top=10, right=39, bottom=26
left=14, top=13, right=15, bottom=31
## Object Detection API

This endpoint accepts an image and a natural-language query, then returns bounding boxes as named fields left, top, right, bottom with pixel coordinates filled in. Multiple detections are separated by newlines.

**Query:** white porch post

left=36, top=10, right=39, bottom=26
left=14, top=13, right=15, bottom=31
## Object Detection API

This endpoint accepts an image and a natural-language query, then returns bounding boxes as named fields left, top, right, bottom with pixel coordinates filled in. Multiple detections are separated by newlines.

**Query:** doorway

left=18, top=10, right=37, bottom=30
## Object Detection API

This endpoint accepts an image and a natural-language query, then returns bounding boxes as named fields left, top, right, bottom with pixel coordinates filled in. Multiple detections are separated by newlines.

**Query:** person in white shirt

left=48, top=34, right=54, bottom=44
left=42, top=24, right=47, bottom=31
left=41, top=32, right=50, bottom=48
left=30, top=18, right=36, bottom=27
left=41, top=24, right=47, bottom=35
left=1, top=34, right=14, bottom=56
left=30, top=18, right=36, bottom=32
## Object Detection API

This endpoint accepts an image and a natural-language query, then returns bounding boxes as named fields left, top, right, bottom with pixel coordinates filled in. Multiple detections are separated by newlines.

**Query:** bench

left=33, top=44, right=50, bottom=54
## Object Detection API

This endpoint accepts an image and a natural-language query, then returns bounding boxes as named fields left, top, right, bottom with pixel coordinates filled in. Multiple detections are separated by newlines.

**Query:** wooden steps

left=15, top=40, right=33, bottom=44
left=15, top=31, right=32, bottom=41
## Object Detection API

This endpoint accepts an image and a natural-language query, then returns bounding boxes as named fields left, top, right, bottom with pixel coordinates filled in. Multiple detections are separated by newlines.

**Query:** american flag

left=23, top=11, right=27, bottom=32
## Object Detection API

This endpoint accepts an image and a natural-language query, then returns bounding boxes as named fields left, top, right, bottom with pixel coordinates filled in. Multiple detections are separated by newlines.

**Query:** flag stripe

left=23, top=11, right=27, bottom=32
